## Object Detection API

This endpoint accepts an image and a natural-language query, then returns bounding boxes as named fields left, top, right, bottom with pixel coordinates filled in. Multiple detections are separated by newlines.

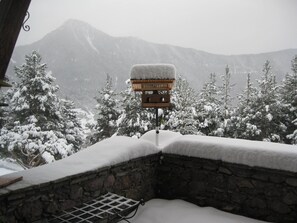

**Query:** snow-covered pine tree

left=0, top=92, right=8, bottom=129
left=196, top=73, right=221, bottom=135
left=164, top=75, right=199, bottom=135
left=280, top=55, right=297, bottom=144
left=59, top=99, right=85, bottom=150
left=244, top=60, right=285, bottom=142
left=217, top=65, right=236, bottom=137
left=236, top=73, right=261, bottom=139
left=0, top=51, right=75, bottom=167
left=220, top=65, right=233, bottom=118
left=0, top=89, right=10, bottom=159
left=117, top=80, right=154, bottom=138
left=91, top=74, right=120, bottom=143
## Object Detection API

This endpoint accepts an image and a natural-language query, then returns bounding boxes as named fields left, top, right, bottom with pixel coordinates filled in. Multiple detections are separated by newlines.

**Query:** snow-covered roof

left=130, top=64, right=176, bottom=80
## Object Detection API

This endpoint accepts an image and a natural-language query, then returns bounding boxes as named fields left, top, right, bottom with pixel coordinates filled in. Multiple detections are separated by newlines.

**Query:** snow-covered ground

left=0, top=158, right=24, bottom=176
left=120, top=199, right=267, bottom=223
left=0, top=167, right=15, bottom=176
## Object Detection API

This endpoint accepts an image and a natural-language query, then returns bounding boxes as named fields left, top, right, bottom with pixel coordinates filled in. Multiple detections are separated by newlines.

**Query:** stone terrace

left=1, top=132, right=297, bottom=222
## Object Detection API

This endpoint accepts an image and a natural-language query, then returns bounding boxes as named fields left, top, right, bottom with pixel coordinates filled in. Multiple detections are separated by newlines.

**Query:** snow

left=120, top=199, right=266, bottom=223
left=2, top=136, right=159, bottom=186
left=0, top=159, right=24, bottom=176
left=204, top=105, right=213, bottom=112
left=141, top=130, right=181, bottom=148
left=104, top=93, right=110, bottom=100
left=2, top=130, right=297, bottom=189
left=266, top=113, right=273, bottom=121
left=130, top=64, right=176, bottom=80
left=85, top=31, right=99, bottom=54
left=162, top=134, right=297, bottom=172
left=0, top=168, right=15, bottom=176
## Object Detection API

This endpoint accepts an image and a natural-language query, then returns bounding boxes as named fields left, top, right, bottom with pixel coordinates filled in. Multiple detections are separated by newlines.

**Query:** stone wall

left=0, top=154, right=160, bottom=223
left=157, top=154, right=297, bottom=223
left=1, top=150, right=297, bottom=223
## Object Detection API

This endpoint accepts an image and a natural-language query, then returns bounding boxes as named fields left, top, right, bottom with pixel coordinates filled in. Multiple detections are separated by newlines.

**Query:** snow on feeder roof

left=130, top=64, right=176, bottom=80
left=130, top=64, right=176, bottom=92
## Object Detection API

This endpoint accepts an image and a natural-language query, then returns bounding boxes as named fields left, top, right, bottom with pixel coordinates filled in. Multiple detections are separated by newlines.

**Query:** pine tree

left=117, top=81, right=154, bottom=137
left=59, top=99, right=85, bottom=150
left=196, top=73, right=221, bottom=135
left=243, top=61, right=284, bottom=142
left=0, top=92, right=8, bottom=129
left=280, top=55, right=297, bottom=144
left=164, top=75, right=199, bottom=135
left=236, top=73, right=261, bottom=139
left=0, top=51, right=76, bottom=167
left=220, top=65, right=233, bottom=119
left=91, top=74, right=120, bottom=143
left=217, top=65, right=235, bottom=137
left=11, top=52, right=60, bottom=129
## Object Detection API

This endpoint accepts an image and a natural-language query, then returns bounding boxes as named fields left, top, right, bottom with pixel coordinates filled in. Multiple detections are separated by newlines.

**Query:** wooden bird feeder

left=130, top=64, right=176, bottom=108
left=130, top=64, right=176, bottom=146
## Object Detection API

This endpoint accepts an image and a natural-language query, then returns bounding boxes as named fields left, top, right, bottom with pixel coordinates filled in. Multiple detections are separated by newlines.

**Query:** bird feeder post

left=130, top=64, right=176, bottom=146
left=155, top=108, right=159, bottom=146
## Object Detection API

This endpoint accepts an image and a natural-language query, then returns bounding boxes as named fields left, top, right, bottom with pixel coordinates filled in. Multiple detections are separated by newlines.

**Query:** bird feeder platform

left=130, top=79, right=175, bottom=91
left=130, top=64, right=176, bottom=109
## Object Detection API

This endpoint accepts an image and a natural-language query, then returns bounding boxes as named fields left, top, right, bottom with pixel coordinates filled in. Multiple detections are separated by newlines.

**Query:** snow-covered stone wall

left=162, top=135, right=297, bottom=173
left=157, top=154, right=297, bottom=223
left=1, top=133, right=297, bottom=222
left=0, top=137, right=160, bottom=223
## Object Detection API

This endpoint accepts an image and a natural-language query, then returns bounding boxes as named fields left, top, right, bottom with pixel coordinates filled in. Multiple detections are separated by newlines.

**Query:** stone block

left=70, top=185, right=83, bottom=200
left=237, top=179, right=254, bottom=189
left=286, top=178, right=297, bottom=187
left=218, top=167, right=232, bottom=175
left=60, top=199, right=76, bottom=211
left=283, top=192, right=297, bottom=205
left=85, top=178, right=103, bottom=192
left=252, top=173, right=269, bottom=181
left=246, top=197, right=267, bottom=209
left=45, top=201, right=58, bottom=214
left=271, top=201, right=291, bottom=214
left=188, top=181, right=207, bottom=194
left=104, top=174, right=115, bottom=188
left=230, top=192, right=247, bottom=204
left=269, top=175, right=285, bottom=184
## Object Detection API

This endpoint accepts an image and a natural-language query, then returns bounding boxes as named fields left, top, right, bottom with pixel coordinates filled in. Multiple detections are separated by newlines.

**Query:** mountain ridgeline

left=7, top=19, right=297, bottom=110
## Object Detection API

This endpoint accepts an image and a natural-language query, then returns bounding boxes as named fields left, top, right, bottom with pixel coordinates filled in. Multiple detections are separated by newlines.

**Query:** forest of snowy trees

left=0, top=51, right=296, bottom=168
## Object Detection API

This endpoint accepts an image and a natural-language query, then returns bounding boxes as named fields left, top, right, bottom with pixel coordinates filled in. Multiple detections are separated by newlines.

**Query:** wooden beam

left=0, top=0, right=31, bottom=80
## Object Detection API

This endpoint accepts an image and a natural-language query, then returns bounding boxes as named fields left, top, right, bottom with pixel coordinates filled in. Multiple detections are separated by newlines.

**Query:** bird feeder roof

left=130, top=64, right=176, bottom=80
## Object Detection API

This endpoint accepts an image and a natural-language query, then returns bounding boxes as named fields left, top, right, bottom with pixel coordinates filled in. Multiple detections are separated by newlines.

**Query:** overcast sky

left=17, top=0, right=297, bottom=55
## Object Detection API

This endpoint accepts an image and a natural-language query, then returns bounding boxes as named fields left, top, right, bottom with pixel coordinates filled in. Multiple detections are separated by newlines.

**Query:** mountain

left=7, top=19, right=297, bottom=110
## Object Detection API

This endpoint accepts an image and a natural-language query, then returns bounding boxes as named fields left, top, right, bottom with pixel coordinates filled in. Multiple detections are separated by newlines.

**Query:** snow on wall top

left=2, top=131, right=297, bottom=193
left=130, top=64, right=176, bottom=80
left=141, top=130, right=182, bottom=148
left=2, top=136, right=159, bottom=188
left=163, top=134, right=297, bottom=172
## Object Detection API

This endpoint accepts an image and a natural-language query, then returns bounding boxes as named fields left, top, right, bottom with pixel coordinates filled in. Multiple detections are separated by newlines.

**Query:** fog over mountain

left=7, top=19, right=297, bottom=110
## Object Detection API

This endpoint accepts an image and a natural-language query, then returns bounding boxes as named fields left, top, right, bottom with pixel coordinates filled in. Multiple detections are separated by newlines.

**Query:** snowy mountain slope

left=7, top=19, right=297, bottom=110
